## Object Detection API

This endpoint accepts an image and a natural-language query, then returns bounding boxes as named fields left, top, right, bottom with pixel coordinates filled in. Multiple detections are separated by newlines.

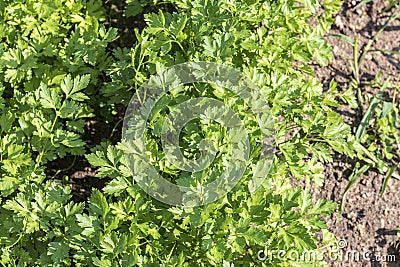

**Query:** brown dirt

left=311, top=1, right=400, bottom=266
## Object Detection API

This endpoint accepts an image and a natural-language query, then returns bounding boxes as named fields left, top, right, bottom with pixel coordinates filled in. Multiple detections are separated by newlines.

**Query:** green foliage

left=106, top=0, right=356, bottom=187
left=74, top=161, right=338, bottom=266
left=0, top=73, right=92, bottom=198
left=0, top=0, right=116, bottom=88
left=0, top=0, right=365, bottom=266
left=124, top=0, right=159, bottom=17
left=355, top=74, right=400, bottom=195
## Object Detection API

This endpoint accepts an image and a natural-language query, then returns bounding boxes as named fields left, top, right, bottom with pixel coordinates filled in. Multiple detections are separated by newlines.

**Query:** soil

left=311, top=1, right=400, bottom=266
left=45, top=0, right=400, bottom=266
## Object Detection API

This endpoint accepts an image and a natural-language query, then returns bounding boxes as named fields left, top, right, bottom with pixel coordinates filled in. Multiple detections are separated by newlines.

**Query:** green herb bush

left=0, top=0, right=364, bottom=266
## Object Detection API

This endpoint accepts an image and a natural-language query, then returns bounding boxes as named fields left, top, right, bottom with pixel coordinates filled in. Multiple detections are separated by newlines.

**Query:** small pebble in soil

left=333, top=46, right=339, bottom=53
left=334, top=15, right=344, bottom=30
left=357, top=224, right=366, bottom=236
